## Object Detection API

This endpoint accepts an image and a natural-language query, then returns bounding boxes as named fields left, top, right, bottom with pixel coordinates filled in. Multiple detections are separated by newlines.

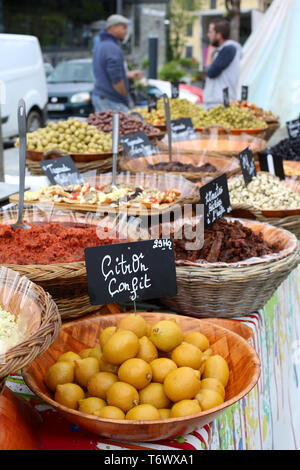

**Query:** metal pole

left=148, top=36, right=158, bottom=79
left=116, top=0, right=123, bottom=15
left=0, top=105, right=4, bottom=182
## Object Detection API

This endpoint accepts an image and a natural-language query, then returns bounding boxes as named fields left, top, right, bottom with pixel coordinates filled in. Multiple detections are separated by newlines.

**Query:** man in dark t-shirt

left=92, top=14, right=143, bottom=112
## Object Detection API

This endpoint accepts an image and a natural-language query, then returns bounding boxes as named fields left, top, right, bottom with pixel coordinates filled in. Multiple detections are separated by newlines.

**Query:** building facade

left=182, top=0, right=274, bottom=69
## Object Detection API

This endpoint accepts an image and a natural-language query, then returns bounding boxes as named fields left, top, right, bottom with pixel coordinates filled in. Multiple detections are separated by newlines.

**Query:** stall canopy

left=239, top=0, right=300, bottom=124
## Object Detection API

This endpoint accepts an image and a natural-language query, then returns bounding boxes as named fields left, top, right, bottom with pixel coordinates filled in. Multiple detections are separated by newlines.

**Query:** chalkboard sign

left=171, top=81, right=180, bottom=99
left=120, top=131, right=156, bottom=159
left=223, top=87, right=229, bottom=108
left=258, top=150, right=285, bottom=180
left=200, top=173, right=231, bottom=229
left=84, top=239, right=177, bottom=305
left=39, top=155, right=84, bottom=186
left=241, top=85, right=248, bottom=102
left=286, top=119, right=300, bottom=139
left=147, top=94, right=157, bottom=112
left=238, top=146, right=256, bottom=186
left=171, top=117, right=197, bottom=142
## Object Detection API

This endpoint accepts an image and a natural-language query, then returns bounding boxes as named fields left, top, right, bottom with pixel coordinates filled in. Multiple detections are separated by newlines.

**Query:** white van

left=0, top=33, right=48, bottom=141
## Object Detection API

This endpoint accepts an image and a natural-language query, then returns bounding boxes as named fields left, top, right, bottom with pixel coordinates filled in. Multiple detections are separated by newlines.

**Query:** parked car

left=47, top=58, right=94, bottom=118
left=0, top=33, right=48, bottom=141
left=44, top=62, right=54, bottom=78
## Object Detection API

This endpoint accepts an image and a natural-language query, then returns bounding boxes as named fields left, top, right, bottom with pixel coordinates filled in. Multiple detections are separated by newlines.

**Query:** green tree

left=167, top=0, right=202, bottom=62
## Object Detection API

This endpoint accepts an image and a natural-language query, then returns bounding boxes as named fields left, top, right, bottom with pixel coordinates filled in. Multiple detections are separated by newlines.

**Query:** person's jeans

left=92, top=94, right=129, bottom=113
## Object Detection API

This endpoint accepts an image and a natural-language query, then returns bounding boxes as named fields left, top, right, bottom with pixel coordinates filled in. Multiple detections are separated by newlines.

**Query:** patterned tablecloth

left=5, top=265, right=300, bottom=450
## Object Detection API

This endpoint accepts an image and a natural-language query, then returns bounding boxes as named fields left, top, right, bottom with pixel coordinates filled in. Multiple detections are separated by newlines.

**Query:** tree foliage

left=2, top=0, right=110, bottom=47
left=167, top=0, right=203, bottom=62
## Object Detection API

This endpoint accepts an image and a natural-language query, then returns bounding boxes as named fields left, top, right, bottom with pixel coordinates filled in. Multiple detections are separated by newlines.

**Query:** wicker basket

left=161, top=219, right=300, bottom=318
left=26, top=156, right=113, bottom=176
left=263, top=121, right=281, bottom=142
left=0, top=267, right=61, bottom=394
left=0, top=208, right=118, bottom=320
left=230, top=205, right=300, bottom=241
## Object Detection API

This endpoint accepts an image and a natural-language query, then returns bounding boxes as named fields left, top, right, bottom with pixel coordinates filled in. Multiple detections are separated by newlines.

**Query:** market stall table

left=5, top=264, right=300, bottom=450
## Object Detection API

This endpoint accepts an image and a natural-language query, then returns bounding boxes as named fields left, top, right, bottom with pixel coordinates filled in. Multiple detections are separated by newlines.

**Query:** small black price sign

left=39, top=155, right=84, bottom=186
left=241, top=85, right=248, bottom=102
left=223, top=87, right=229, bottom=108
left=238, top=146, right=256, bottom=186
left=84, top=239, right=178, bottom=305
left=258, top=150, right=285, bottom=180
left=171, top=117, right=197, bottom=142
left=200, top=173, right=231, bottom=229
left=120, top=131, right=156, bottom=159
left=171, top=81, right=180, bottom=99
left=286, top=119, right=300, bottom=139
left=147, top=93, right=157, bottom=112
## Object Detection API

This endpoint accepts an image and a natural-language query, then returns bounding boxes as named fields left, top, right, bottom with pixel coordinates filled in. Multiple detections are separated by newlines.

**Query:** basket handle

left=202, top=124, right=231, bottom=135
left=42, top=149, right=68, bottom=160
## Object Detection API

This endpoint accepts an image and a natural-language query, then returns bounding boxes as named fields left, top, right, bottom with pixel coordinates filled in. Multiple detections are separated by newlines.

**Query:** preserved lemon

left=106, top=381, right=139, bottom=412
left=171, top=342, right=203, bottom=370
left=55, top=383, right=85, bottom=410
left=117, top=314, right=148, bottom=338
left=118, top=358, right=152, bottom=390
left=126, top=404, right=161, bottom=420
left=170, top=399, right=202, bottom=418
left=45, top=361, right=74, bottom=392
left=149, top=320, right=183, bottom=352
left=164, top=367, right=201, bottom=402
left=103, top=330, right=139, bottom=365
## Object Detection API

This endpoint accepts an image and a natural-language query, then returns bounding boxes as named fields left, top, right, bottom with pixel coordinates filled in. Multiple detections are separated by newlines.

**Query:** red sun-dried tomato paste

left=0, top=223, right=120, bottom=265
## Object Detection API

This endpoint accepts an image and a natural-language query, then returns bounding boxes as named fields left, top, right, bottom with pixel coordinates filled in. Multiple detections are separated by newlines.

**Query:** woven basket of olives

left=16, top=118, right=117, bottom=163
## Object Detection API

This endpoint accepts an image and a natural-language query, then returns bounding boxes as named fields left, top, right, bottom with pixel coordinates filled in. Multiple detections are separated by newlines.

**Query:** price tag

left=171, top=117, right=197, bottom=142
left=147, top=94, right=157, bottom=112
left=39, top=155, right=84, bottom=186
left=238, top=146, right=256, bottom=186
left=223, top=87, right=229, bottom=108
left=241, top=85, right=248, bottom=102
left=286, top=119, right=300, bottom=139
left=171, top=81, right=180, bottom=99
left=120, top=131, right=157, bottom=159
left=258, top=150, right=285, bottom=180
left=84, top=239, right=177, bottom=305
left=200, top=173, right=231, bottom=229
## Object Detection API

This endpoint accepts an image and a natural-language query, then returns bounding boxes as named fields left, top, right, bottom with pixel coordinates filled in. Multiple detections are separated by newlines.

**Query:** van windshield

left=47, top=61, right=94, bottom=83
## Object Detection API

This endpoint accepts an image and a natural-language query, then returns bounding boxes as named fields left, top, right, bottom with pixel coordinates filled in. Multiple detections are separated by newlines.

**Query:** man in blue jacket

left=203, top=19, right=242, bottom=110
left=92, top=14, right=143, bottom=112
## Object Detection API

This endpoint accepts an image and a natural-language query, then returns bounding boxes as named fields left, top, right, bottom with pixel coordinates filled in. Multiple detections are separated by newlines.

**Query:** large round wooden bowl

left=22, top=312, right=260, bottom=442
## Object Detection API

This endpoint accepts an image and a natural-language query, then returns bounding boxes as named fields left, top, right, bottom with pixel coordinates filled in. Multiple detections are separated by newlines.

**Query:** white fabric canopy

left=239, top=0, right=300, bottom=124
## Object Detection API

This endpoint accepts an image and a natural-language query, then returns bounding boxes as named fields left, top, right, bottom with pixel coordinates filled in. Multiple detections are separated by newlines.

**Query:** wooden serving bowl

left=22, top=312, right=260, bottom=442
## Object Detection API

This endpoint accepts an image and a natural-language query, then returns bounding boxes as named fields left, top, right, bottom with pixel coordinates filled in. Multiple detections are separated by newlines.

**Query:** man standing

left=203, top=19, right=242, bottom=110
left=92, top=14, right=143, bottom=112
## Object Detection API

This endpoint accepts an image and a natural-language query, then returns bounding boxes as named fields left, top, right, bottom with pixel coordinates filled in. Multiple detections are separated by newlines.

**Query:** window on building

left=185, top=45, right=193, bottom=58
left=186, top=23, right=193, bottom=37
left=210, top=0, right=217, bottom=8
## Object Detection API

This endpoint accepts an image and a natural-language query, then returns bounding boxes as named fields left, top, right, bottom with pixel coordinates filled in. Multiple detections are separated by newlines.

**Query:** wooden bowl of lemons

left=22, top=312, right=260, bottom=442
